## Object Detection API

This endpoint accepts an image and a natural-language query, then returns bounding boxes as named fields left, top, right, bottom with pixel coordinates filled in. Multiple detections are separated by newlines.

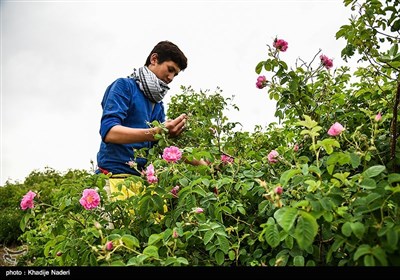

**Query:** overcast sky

left=1, top=0, right=352, bottom=185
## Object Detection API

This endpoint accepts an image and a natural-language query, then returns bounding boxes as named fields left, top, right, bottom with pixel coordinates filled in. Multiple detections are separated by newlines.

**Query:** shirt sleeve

left=99, top=79, right=131, bottom=141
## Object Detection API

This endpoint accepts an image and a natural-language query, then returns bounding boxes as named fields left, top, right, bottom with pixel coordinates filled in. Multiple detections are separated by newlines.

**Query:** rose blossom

left=256, top=75, right=267, bottom=89
left=79, top=188, right=101, bottom=210
left=162, top=146, right=182, bottom=163
left=375, top=112, right=382, bottom=122
left=221, top=154, right=234, bottom=164
left=327, top=122, right=345, bottom=136
left=172, top=229, right=179, bottom=239
left=268, top=150, right=279, bottom=164
left=273, top=38, right=288, bottom=52
left=320, top=54, right=333, bottom=69
left=145, top=164, right=158, bottom=184
left=20, top=190, right=37, bottom=210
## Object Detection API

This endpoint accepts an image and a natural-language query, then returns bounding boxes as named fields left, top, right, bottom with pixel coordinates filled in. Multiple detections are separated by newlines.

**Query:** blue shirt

left=96, top=77, right=165, bottom=175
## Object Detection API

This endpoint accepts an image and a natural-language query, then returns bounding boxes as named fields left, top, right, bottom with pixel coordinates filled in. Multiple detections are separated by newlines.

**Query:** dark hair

left=145, top=41, right=188, bottom=71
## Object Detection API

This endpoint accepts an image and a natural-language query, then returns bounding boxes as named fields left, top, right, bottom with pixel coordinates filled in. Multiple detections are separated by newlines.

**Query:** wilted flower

left=375, top=112, right=382, bottom=122
left=327, top=122, right=345, bottom=136
left=20, top=190, right=37, bottom=210
left=256, top=75, right=268, bottom=89
left=106, top=241, right=113, bottom=251
left=126, top=160, right=136, bottom=168
left=79, top=189, right=101, bottom=210
left=268, top=150, right=279, bottom=164
left=162, top=146, right=182, bottom=163
left=320, top=54, right=333, bottom=69
left=274, top=186, right=283, bottom=195
left=171, top=185, right=180, bottom=198
left=209, top=127, right=217, bottom=135
left=94, top=221, right=102, bottom=229
left=221, top=154, right=234, bottom=164
left=145, top=164, right=158, bottom=184
left=273, top=38, right=288, bottom=52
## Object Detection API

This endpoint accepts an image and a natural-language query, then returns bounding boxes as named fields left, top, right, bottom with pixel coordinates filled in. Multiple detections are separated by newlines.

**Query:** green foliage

left=2, top=0, right=400, bottom=266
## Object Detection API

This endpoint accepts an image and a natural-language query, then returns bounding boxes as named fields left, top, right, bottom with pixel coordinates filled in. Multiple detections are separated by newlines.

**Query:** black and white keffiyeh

left=129, top=66, right=170, bottom=103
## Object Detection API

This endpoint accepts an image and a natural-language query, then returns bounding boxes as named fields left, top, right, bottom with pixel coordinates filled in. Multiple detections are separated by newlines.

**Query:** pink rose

left=273, top=38, right=288, bottom=52
left=268, top=150, right=279, bottom=164
left=256, top=75, right=268, bottom=89
left=145, top=164, right=158, bottom=184
left=320, top=54, right=333, bottom=69
left=79, top=188, right=101, bottom=210
left=20, top=190, right=37, bottom=210
left=221, top=154, right=234, bottom=164
left=162, top=146, right=182, bottom=163
left=327, top=122, right=345, bottom=136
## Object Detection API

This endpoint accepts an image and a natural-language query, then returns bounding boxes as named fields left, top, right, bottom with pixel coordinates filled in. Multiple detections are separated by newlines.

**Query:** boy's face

left=148, top=53, right=181, bottom=84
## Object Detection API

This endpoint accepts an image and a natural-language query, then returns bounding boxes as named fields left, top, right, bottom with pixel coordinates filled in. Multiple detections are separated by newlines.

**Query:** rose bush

left=8, top=0, right=400, bottom=266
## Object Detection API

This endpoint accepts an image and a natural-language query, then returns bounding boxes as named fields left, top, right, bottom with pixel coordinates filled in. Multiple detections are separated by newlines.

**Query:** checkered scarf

left=129, top=66, right=169, bottom=103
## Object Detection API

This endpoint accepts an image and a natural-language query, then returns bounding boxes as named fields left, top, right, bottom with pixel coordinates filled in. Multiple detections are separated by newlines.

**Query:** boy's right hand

left=165, top=113, right=187, bottom=137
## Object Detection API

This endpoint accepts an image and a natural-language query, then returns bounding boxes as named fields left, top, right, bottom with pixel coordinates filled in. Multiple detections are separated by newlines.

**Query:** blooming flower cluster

left=145, top=164, right=158, bottom=184
left=273, top=38, right=288, bottom=52
left=20, top=190, right=37, bottom=210
left=327, top=122, right=345, bottom=136
left=320, top=54, right=333, bottom=69
left=162, top=146, right=182, bottom=163
left=79, top=188, right=101, bottom=210
left=268, top=150, right=279, bottom=164
left=256, top=75, right=268, bottom=89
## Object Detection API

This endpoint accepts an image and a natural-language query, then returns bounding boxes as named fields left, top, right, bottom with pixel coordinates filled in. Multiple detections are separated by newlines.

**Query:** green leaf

left=293, top=255, right=305, bottom=266
left=280, top=169, right=301, bottom=187
left=203, top=230, right=215, bottom=245
left=353, top=244, right=371, bottom=261
left=294, top=211, right=318, bottom=250
left=142, top=245, right=159, bottom=259
left=388, top=173, right=400, bottom=184
left=350, top=222, right=365, bottom=240
left=274, top=207, right=298, bottom=233
left=215, top=250, right=225, bottom=265
left=342, top=222, right=352, bottom=237
left=371, top=246, right=388, bottom=266
left=122, top=234, right=140, bottom=249
left=217, top=235, right=230, bottom=254
left=363, top=165, right=386, bottom=178
left=360, top=178, right=377, bottom=189
left=265, top=224, right=281, bottom=248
